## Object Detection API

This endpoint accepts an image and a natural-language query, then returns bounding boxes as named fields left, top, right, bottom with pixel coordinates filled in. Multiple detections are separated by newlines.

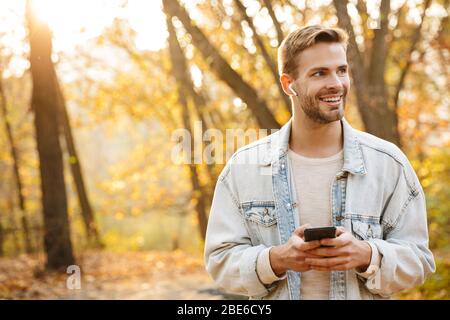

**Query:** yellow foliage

left=114, top=212, right=124, bottom=220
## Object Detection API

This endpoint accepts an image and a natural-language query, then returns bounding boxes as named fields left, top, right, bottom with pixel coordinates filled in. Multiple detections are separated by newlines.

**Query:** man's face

left=290, top=42, right=350, bottom=124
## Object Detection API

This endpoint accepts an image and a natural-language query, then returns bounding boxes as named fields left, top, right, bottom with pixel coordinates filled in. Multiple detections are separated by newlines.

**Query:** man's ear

left=280, top=73, right=296, bottom=96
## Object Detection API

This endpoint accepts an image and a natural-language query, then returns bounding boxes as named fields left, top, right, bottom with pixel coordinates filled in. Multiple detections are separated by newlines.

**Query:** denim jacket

left=204, top=118, right=435, bottom=300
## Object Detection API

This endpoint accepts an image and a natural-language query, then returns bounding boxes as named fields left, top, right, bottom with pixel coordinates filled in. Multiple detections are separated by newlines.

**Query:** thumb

left=294, top=224, right=311, bottom=238
left=336, top=226, right=346, bottom=236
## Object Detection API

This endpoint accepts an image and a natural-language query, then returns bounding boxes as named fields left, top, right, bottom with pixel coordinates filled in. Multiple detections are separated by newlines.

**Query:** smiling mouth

left=318, top=95, right=343, bottom=107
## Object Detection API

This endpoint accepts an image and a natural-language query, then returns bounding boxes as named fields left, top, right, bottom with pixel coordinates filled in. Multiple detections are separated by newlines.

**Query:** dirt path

left=0, top=250, right=246, bottom=300
left=64, top=272, right=239, bottom=300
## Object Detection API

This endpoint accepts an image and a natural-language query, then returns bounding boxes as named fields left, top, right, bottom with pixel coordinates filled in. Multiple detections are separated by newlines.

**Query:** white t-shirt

left=288, top=148, right=344, bottom=300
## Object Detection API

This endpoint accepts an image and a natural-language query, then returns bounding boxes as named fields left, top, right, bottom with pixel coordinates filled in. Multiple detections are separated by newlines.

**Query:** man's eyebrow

left=307, top=67, right=327, bottom=73
left=307, top=65, right=348, bottom=73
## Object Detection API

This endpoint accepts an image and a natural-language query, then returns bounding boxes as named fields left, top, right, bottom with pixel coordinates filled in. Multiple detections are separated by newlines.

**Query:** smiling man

left=204, top=25, right=435, bottom=300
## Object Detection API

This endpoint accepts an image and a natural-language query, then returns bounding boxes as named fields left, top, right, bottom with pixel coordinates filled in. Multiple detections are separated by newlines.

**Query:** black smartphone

left=304, top=227, right=336, bottom=242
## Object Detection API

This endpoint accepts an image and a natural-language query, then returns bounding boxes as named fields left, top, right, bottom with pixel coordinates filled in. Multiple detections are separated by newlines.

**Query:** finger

left=294, top=224, right=311, bottom=238
left=310, top=266, right=331, bottom=272
left=303, top=251, right=323, bottom=258
left=299, top=240, right=321, bottom=251
left=320, top=232, right=352, bottom=247
left=305, top=256, right=349, bottom=267
left=307, top=246, right=347, bottom=257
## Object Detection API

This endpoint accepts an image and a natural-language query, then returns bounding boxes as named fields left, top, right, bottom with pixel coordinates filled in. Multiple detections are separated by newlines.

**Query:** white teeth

left=320, top=96, right=341, bottom=103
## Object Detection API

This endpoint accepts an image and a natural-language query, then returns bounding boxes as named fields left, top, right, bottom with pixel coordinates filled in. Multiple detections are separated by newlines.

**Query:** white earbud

left=288, top=83, right=298, bottom=97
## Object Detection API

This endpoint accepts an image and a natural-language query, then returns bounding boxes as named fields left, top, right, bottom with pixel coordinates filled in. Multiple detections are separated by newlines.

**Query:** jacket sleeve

left=361, top=162, right=436, bottom=297
left=204, top=175, right=271, bottom=298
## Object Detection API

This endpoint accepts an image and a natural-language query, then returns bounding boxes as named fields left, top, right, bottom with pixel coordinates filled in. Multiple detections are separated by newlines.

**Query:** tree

left=54, top=72, right=102, bottom=247
left=26, top=0, right=74, bottom=269
left=0, top=222, right=3, bottom=256
left=162, top=0, right=281, bottom=130
left=0, top=64, right=33, bottom=254
left=332, top=0, right=432, bottom=146
left=164, top=9, right=209, bottom=240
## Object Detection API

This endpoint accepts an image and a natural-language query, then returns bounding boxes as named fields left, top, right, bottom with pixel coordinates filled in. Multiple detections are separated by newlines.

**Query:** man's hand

left=269, top=224, right=322, bottom=276
left=304, top=227, right=372, bottom=272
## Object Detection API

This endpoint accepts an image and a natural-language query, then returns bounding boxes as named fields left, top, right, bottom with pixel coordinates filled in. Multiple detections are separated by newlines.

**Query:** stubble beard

left=297, top=89, right=347, bottom=124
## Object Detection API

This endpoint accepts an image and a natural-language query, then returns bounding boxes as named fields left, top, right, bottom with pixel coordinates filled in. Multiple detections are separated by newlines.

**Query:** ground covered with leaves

left=0, top=250, right=447, bottom=300
left=0, top=250, right=241, bottom=300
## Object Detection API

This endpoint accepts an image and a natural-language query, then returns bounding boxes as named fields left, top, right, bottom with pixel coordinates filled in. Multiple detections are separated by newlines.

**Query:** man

left=204, top=25, right=435, bottom=300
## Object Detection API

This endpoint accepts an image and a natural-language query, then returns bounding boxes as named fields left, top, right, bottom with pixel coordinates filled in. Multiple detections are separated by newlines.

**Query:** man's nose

left=325, top=73, right=344, bottom=91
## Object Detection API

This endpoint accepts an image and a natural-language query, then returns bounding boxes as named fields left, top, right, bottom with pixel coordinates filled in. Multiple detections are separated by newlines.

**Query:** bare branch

left=261, top=0, right=284, bottom=45
left=393, top=0, right=432, bottom=109
left=234, top=0, right=291, bottom=116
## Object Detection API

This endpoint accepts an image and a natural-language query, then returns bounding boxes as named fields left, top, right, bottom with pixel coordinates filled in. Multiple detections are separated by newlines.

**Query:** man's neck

left=290, top=113, right=343, bottom=158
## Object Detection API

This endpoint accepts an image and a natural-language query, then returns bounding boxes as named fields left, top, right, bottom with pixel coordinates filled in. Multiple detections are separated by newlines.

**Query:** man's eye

left=312, top=71, right=324, bottom=77
left=337, top=69, right=347, bottom=76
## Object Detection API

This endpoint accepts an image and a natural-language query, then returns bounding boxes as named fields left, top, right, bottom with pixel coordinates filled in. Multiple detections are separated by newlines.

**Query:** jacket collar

left=269, top=117, right=366, bottom=175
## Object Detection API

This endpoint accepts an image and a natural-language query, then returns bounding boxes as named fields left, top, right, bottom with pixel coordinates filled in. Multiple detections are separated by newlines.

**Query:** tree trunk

left=54, top=75, right=102, bottom=247
left=6, top=196, right=21, bottom=254
left=26, top=1, right=75, bottom=270
left=165, top=10, right=208, bottom=240
left=0, top=222, right=4, bottom=256
left=163, top=0, right=281, bottom=130
left=333, top=0, right=401, bottom=146
left=0, top=71, right=33, bottom=254
left=365, top=0, right=401, bottom=146
left=33, top=223, right=43, bottom=253
left=163, top=8, right=220, bottom=209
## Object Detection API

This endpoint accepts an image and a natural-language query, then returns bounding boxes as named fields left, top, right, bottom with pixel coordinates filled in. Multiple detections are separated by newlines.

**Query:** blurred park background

left=0, top=0, right=448, bottom=299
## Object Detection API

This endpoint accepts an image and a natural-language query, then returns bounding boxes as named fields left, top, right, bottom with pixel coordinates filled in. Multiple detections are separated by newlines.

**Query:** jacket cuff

left=239, top=245, right=273, bottom=297
left=356, top=241, right=381, bottom=279
left=256, top=246, right=287, bottom=284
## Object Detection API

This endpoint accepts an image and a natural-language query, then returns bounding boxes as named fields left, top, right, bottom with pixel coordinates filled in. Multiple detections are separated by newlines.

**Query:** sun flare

left=29, top=0, right=167, bottom=52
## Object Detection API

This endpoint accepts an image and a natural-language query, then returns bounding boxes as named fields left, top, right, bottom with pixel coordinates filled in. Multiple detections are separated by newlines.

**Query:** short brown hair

left=278, top=25, right=349, bottom=77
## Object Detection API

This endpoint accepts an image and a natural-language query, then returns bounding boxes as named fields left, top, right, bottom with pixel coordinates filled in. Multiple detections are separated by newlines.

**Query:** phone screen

left=304, top=226, right=336, bottom=242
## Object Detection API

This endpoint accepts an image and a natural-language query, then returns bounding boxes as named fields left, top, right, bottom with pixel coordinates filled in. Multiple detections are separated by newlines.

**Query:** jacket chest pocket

left=241, top=201, right=279, bottom=245
left=351, top=219, right=383, bottom=241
